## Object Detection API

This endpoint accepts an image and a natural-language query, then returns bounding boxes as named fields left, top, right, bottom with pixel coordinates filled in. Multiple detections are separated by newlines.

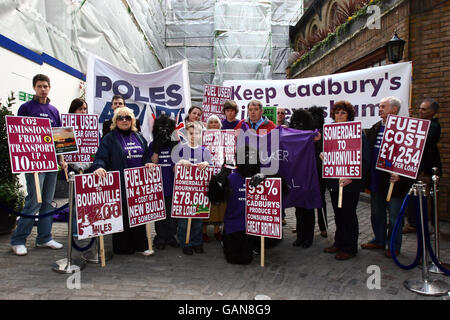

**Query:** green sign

left=18, top=91, right=34, bottom=102
left=263, top=106, right=277, bottom=123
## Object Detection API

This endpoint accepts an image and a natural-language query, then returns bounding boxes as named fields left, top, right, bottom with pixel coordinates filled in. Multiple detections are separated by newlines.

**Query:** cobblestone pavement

left=1, top=193, right=449, bottom=300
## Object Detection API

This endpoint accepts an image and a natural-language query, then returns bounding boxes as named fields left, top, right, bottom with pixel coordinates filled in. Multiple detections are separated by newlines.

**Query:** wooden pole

left=185, top=218, right=192, bottom=244
left=386, top=182, right=395, bottom=202
left=64, top=168, right=69, bottom=182
left=261, top=237, right=265, bottom=267
left=146, top=223, right=154, bottom=255
left=99, top=235, right=105, bottom=267
left=34, top=172, right=42, bottom=203
left=338, top=185, right=343, bottom=208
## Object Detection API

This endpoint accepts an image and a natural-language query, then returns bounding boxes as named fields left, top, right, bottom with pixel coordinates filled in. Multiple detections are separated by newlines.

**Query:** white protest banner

left=85, top=54, right=192, bottom=142
left=376, top=115, right=430, bottom=180
left=322, top=121, right=362, bottom=179
left=6, top=116, right=58, bottom=173
left=224, top=62, right=412, bottom=128
left=124, top=166, right=166, bottom=227
left=202, top=84, right=232, bottom=122
left=75, top=172, right=123, bottom=240
left=61, top=114, right=99, bottom=163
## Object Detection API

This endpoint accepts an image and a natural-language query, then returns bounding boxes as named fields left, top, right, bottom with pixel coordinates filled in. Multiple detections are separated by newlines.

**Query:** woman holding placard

left=67, top=98, right=91, bottom=236
left=91, top=107, right=153, bottom=256
left=322, top=101, right=370, bottom=260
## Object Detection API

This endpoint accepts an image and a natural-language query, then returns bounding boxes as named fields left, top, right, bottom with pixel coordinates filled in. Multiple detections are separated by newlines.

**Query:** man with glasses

left=276, top=107, right=290, bottom=127
left=102, top=95, right=141, bottom=137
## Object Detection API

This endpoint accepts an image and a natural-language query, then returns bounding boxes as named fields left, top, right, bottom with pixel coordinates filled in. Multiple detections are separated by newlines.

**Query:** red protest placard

left=376, top=115, right=430, bottom=179
left=124, top=166, right=166, bottom=227
left=202, top=129, right=236, bottom=169
left=61, top=114, right=99, bottom=163
left=322, top=121, right=362, bottom=179
left=74, top=171, right=123, bottom=240
left=202, top=84, right=232, bottom=122
left=6, top=116, right=58, bottom=173
left=171, top=165, right=214, bottom=219
left=245, top=178, right=282, bottom=239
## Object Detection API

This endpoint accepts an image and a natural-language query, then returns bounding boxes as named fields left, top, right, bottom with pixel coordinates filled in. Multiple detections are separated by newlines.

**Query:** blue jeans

left=177, top=218, right=202, bottom=248
left=369, top=191, right=403, bottom=252
left=11, top=172, right=58, bottom=246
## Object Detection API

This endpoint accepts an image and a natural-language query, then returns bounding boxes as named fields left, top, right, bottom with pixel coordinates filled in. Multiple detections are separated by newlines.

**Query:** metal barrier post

left=404, top=182, right=449, bottom=296
left=52, top=172, right=86, bottom=274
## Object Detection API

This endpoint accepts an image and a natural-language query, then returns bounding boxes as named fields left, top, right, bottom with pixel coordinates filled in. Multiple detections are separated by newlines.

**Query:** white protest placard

left=75, top=171, right=123, bottom=240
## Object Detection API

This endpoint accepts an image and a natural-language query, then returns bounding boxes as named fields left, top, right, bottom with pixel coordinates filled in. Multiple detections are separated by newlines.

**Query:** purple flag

left=237, top=126, right=322, bottom=209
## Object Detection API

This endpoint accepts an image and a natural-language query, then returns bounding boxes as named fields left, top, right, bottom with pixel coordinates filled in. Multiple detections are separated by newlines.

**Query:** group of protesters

left=9, top=74, right=441, bottom=267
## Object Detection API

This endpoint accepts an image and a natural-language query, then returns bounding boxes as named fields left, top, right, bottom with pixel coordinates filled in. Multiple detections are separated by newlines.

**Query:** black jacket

left=419, top=117, right=441, bottom=175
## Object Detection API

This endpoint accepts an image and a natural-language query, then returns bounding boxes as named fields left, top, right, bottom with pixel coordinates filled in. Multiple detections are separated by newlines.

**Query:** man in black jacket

left=361, top=96, right=412, bottom=257
left=403, top=99, right=441, bottom=233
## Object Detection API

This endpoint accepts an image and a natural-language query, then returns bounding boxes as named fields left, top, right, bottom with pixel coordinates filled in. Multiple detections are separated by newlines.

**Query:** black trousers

left=317, top=179, right=328, bottom=232
left=295, top=207, right=315, bottom=245
left=154, top=196, right=178, bottom=245
left=112, top=202, right=148, bottom=254
left=222, top=228, right=254, bottom=265
left=330, top=191, right=359, bottom=254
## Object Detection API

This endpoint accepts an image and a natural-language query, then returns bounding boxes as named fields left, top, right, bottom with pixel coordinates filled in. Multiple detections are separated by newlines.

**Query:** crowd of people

left=9, top=74, right=442, bottom=268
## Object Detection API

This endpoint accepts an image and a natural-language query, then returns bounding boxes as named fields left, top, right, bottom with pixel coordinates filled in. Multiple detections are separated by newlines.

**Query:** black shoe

left=167, top=240, right=180, bottom=248
left=193, top=245, right=204, bottom=253
left=182, top=247, right=193, bottom=255
left=301, top=241, right=312, bottom=248
left=293, top=239, right=303, bottom=247
left=155, top=243, right=165, bottom=250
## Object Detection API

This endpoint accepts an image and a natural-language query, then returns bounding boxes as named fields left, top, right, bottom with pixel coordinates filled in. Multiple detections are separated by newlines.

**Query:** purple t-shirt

left=223, top=172, right=246, bottom=234
left=148, top=142, right=176, bottom=197
left=115, top=131, right=145, bottom=168
left=173, top=144, right=212, bottom=165
left=17, top=97, right=61, bottom=127
left=221, top=119, right=240, bottom=129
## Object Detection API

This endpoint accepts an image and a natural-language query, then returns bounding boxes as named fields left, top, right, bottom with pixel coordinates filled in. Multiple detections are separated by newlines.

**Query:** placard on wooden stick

left=376, top=115, right=430, bottom=201
left=245, top=178, right=282, bottom=267
left=171, top=165, right=214, bottom=244
left=5, top=116, right=58, bottom=203
left=322, top=121, right=362, bottom=208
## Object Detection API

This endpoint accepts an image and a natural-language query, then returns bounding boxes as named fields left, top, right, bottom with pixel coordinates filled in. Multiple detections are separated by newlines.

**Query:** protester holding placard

left=208, top=145, right=259, bottom=264
left=172, top=121, right=212, bottom=255
left=202, top=115, right=226, bottom=242
left=149, top=114, right=180, bottom=250
left=10, top=74, right=67, bottom=256
left=91, top=107, right=153, bottom=256
left=322, top=101, right=370, bottom=260
left=404, top=99, right=442, bottom=233
left=361, top=96, right=411, bottom=257
left=66, top=98, right=92, bottom=236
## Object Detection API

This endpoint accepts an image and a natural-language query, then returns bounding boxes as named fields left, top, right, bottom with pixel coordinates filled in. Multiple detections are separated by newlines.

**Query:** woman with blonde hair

left=91, top=107, right=154, bottom=256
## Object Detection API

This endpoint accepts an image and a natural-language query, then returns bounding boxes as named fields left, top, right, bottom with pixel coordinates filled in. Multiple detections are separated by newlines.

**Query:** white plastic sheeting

left=0, top=0, right=303, bottom=102
left=0, top=0, right=165, bottom=74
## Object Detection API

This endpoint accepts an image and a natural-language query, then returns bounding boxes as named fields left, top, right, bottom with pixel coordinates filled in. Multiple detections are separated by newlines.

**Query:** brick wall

left=409, top=0, right=450, bottom=220
left=292, top=0, right=450, bottom=219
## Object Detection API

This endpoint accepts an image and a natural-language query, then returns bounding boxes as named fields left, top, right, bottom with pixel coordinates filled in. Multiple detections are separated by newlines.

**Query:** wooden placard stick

left=64, top=167, right=69, bottom=182
left=261, top=237, right=265, bottom=267
left=99, top=235, right=105, bottom=267
left=338, top=185, right=343, bottom=208
left=386, top=182, right=395, bottom=202
left=146, top=223, right=154, bottom=255
left=34, top=172, right=42, bottom=203
left=185, top=218, right=192, bottom=245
